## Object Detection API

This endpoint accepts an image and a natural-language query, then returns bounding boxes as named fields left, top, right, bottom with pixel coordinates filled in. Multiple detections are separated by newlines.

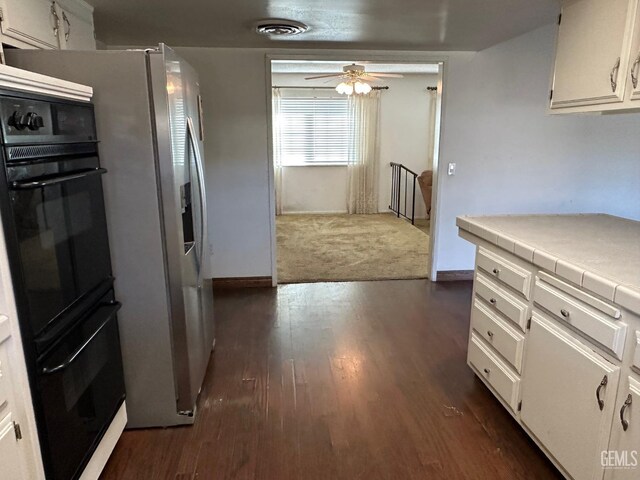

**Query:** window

left=275, top=95, right=354, bottom=166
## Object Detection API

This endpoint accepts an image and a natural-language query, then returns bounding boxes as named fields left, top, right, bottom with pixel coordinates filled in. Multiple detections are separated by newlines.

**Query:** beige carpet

left=277, top=213, right=430, bottom=283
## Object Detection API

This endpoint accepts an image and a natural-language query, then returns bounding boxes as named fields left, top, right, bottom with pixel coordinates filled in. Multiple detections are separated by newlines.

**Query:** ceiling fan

left=304, top=64, right=403, bottom=95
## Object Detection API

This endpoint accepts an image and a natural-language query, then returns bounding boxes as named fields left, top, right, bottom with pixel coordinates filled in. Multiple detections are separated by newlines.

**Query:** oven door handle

left=41, top=302, right=121, bottom=376
left=11, top=167, right=107, bottom=190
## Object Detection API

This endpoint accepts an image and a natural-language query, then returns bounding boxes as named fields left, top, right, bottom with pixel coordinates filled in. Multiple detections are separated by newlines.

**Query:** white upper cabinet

left=0, top=0, right=95, bottom=50
left=628, top=3, right=640, bottom=101
left=55, top=0, right=96, bottom=50
left=0, top=0, right=60, bottom=49
left=550, top=0, right=640, bottom=113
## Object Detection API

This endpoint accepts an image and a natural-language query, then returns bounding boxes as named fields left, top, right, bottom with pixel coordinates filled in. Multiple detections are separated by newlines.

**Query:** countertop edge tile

left=615, top=285, right=640, bottom=316
left=533, top=249, right=558, bottom=273
left=582, top=271, right=618, bottom=302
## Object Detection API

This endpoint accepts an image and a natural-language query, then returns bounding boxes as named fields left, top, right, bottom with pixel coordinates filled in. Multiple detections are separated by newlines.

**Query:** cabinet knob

left=483, top=368, right=491, bottom=375
left=487, top=330, right=494, bottom=338
left=596, top=375, right=608, bottom=411
left=560, top=309, right=570, bottom=318
left=492, top=268, right=500, bottom=275
left=489, top=298, right=497, bottom=305
left=620, top=394, right=632, bottom=431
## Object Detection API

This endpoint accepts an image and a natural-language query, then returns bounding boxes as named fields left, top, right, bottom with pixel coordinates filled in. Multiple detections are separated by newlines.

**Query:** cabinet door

left=56, top=0, right=96, bottom=50
left=605, top=376, right=640, bottom=480
left=0, top=413, right=23, bottom=479
left=521, top=313, right=620, bottom=480
left=0, top=0, right=60, bottom=49
left=551, top=0, right=636, bottom=109
left=628, top=2, right=640, bottom=101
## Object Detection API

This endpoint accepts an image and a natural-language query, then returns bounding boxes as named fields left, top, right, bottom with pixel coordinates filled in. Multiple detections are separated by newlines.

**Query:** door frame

left=265, top=53, right=448, bottom=285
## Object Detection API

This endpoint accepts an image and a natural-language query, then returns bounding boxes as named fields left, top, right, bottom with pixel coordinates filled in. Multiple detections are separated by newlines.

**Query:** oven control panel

left=3, top=98, right=53, bottom=137
left=0, top=94, right=96, bottom=144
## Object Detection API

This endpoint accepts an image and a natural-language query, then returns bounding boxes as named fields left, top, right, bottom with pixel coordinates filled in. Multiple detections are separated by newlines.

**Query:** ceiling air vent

left=255, top=19, right=309, bottom=36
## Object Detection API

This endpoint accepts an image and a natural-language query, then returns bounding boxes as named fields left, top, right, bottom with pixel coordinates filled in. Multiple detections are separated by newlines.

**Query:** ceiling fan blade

left=367, top=73, right=404, bottom=78
left=304, top=73, right=342, bottom=80
left=359, top=75, right=383, bottom=82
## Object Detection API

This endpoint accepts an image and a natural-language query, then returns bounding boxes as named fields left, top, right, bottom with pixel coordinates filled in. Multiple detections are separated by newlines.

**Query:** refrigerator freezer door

left=149, top=45, right=214, bottom=415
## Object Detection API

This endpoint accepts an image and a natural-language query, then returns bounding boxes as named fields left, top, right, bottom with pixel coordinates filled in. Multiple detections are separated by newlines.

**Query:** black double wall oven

left=0, top=89, right=125, bottom=480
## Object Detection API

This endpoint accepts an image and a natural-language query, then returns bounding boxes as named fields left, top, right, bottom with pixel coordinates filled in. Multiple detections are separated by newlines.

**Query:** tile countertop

left=456, top=214, right=640, bottom=315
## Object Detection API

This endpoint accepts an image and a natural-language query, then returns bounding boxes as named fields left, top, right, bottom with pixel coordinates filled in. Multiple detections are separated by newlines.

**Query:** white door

left=56, top=0, right=96, bottom=50
left=605, top=376, right=640, bottom=480
left=0, top=0, right=59, bottom=49
left=0, top=413, right=23, bottom=479
left=551, top=0, right=636, bottom=109
left=521, top=313, right=620, bottom=480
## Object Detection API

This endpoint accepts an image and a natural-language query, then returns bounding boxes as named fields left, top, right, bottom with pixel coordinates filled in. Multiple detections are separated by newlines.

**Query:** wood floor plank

left=101, top=280, right=562, bottom=480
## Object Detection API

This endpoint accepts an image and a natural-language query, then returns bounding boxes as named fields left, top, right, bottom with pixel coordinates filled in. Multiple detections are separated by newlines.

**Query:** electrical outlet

left=448, top=163, right=456, bottom=176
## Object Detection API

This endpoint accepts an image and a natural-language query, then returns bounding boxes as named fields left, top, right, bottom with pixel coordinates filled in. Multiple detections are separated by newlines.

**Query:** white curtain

left=347, top=90, right=381, bottom=214
left=272, top=88, right=284, bottom=215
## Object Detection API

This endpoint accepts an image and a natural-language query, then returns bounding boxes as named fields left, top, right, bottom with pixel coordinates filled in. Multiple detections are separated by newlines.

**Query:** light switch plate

left=448, top=163, right=456, bottom=175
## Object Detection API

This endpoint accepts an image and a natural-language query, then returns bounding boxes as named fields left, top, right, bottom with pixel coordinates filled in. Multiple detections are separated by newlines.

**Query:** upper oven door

left=6, top=154, right=113, bottom=338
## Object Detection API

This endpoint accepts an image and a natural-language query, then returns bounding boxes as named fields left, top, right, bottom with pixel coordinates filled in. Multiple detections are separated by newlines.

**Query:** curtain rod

left=272, top=85, right=389, bottom=90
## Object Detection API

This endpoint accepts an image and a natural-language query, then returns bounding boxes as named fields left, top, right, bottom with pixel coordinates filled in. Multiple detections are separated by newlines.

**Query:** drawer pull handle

left=483, top=368, right=491, bottom=375
left=489, top=298, right=497, bottom=305
left=487, top=330, right=494, bottom=338
left=560, top=309, right=570, bottom=318
left=620, top=394, right=632, bottom=431
left=596, top=375, right=608, bottom=411
left=492, top=268, right=500, bottom=275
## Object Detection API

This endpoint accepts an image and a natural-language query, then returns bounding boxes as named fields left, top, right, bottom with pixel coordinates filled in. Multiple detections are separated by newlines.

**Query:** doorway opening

left=267, top=59, right=444, bottom=284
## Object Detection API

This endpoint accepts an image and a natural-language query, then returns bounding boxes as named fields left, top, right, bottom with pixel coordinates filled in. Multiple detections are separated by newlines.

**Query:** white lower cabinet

left=521, top=313, right=620, bottom=480
left=605, top=376, right=640, bottom=480
left=0, top=412, right=22, bottom=479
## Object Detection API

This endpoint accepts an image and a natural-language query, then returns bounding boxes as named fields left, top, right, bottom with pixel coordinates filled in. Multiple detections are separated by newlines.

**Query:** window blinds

left=277, top=96, right=354, bottom=165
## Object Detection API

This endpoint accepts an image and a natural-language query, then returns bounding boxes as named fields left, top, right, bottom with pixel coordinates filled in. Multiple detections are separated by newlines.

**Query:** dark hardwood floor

left=101, top=280, right=562, bottom=479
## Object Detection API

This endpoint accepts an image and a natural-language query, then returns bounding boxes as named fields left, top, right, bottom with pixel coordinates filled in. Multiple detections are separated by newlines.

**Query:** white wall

left=272, top=73, right=438, bottom=216
left=435, top=24, right=640, bottom=272
left=177, top=27, right=640, bottom=279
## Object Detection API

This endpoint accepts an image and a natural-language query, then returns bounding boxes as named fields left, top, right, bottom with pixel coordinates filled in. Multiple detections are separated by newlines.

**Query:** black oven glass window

left=8, top=157, right=112, bottom=336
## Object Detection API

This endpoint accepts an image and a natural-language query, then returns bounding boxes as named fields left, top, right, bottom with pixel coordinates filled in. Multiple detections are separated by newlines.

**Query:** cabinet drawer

left=471, top=299, right=525, bottom=373
left=534, top=279, right=627, bottom=359
left=476, top=247, right=532, bottom=299
left=475, top=272, right=530, bottom=331
left=468, top=332, right=521, bottom=412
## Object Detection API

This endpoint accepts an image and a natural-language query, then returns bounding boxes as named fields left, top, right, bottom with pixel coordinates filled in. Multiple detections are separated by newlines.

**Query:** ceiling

left=271, top=61, right=440, bottom=75
left=86, top=0, right=559, bottom=51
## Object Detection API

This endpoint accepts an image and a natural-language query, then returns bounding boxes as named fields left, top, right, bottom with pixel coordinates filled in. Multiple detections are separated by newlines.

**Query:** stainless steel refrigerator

left=7, top=45, right=216, bottom=428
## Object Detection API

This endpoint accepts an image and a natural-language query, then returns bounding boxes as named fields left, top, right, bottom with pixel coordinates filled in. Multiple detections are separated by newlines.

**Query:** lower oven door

left=36, top=293, right=125, bottom=480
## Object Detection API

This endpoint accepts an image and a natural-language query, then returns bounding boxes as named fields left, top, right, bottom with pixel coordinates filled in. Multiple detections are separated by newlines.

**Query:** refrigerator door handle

left=187, top=116, right=207, bottom=284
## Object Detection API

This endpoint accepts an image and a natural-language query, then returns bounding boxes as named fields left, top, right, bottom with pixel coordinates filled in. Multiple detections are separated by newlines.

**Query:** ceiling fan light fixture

left=255, top=19, right=309, bottom=36
left=354, top=81, right=372, bottom=94
left=336, top=82, right=354, bottom=95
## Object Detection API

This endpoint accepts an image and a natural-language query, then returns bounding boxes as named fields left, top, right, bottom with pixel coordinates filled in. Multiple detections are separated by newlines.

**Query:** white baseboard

left=79, top=402, right=127, bottom=480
